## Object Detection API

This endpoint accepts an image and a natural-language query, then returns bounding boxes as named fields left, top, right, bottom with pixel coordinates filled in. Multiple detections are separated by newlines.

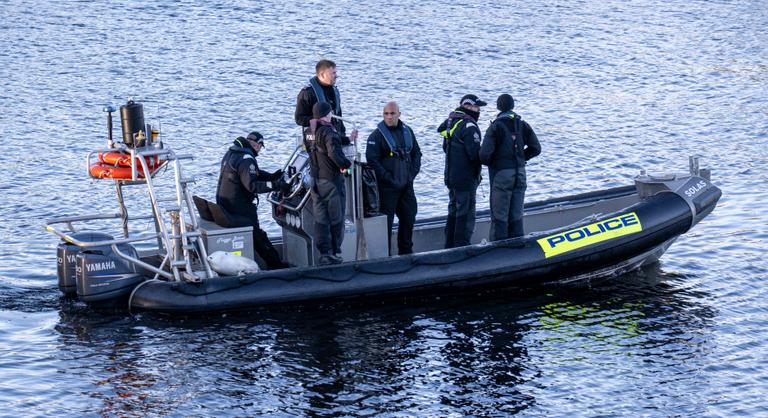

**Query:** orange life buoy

left=89, top=159, right=165, bottom=180
left=98, top=151, right=164, bottom=168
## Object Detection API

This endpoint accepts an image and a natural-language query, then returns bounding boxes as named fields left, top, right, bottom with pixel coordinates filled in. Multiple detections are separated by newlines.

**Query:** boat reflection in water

left=50, top=262, right=716, bottom=416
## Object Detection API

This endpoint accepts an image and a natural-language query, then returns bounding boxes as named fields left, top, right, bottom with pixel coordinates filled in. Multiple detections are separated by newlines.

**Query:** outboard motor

left=75, top=243, right=143, bottom=303
left=120, top=100, right=145, bottom=147
left=56, top=231, right=115, bottom=295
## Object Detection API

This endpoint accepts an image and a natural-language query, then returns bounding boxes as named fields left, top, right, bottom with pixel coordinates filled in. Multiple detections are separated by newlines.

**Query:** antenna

left=103, top=104, right=116, bottom=147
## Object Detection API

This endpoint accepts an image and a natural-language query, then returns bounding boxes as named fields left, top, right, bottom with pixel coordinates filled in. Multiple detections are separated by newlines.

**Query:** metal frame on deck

left=46, top=145, right=214, bottom=282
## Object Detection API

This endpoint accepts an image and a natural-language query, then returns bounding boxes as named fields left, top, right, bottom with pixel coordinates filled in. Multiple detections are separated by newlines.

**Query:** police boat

left=46, top=101, right=721, bottom=314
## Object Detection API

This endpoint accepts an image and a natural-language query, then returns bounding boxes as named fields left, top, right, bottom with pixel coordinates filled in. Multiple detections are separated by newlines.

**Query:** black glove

left=275, top=178, right=292, bottom=195
left=269, top=169, right=284, bottom=181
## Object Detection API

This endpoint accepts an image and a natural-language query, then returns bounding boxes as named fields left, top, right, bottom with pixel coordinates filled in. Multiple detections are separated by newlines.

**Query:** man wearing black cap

left=480, top=94, right=541, bottom=240
left=295, top=59, right=358, bottom=144
left=437, top=94, right=487, bottom=248
left=215, top=132, right=288, bottom=269
left=307, top=102, right=352, bottom=265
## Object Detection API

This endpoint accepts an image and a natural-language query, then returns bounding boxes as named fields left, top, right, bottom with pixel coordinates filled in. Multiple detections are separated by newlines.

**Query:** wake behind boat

left=45, top=101, right=721, bottom=314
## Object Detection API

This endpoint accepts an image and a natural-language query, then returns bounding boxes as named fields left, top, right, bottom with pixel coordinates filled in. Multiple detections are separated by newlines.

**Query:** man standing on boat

left=295, top=59, right=358, bottom=144
left=438, top=94, right=486, bottom=248
left=307, top=102, right=352, bottom=265
left=215, top=132, right=288, bottom=270
left=480, top=94, right=541, bottom=240
left=365, top=101, right=422, bottom=255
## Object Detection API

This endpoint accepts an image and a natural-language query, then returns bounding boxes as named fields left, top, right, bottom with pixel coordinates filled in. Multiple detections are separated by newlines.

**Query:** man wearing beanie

left=295, top=59, right=358, bottom=144
left=437, top=94, right=487, bottom=248
left=216, top=131, right=288, bottom=269
left=306, top=101, right=352, bottom=265
left=480, top=94, right=541, bottom=241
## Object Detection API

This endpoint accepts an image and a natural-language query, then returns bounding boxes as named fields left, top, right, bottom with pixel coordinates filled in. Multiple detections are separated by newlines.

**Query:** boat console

left=266, top=144, right=389, bottom=267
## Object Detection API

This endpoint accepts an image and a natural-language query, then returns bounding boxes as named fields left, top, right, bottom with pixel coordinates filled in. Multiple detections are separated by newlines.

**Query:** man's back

left=311, top=124, right=351, bottom=182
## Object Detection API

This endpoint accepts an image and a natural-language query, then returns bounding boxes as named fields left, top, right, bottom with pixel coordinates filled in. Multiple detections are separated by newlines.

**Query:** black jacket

left=309, top=121, right=352, bottom=182
left=365, top=121, right=421, bottom=190
left=215, top=142, right=272, bottom=215
left=480, top=112, right=541, bottom=174
left=438, top=109, right=482, bottom=190
left=295, top=77, right=347, bottom=140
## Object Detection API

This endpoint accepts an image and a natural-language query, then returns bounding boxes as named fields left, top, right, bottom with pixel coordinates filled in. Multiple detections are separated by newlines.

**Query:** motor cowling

left=75, top=243, right=144, bottom=303
left=56, top=232, right=115, bottom=295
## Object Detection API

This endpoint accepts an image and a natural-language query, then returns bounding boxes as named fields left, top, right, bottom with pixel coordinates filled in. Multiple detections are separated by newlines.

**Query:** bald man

left=365, top=101, right=422, bottom=255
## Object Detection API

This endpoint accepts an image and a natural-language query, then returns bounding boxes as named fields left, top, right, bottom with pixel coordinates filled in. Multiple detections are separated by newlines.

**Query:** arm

left=257, top=169, right=272, bottom=180
left=238, top=158, right=272, bottom=194
left=326, top=131, right=352, bottom=170
left=365, top=130, right=394, bottom=186
left=522, top=121, right=541, bottom=161
left=463, top=124, right=482, bottom=163
left=335, top=112, right=349, bottom=144
left=479, top=123, right=497, bottom=166
left=335, top=91, right=349, bottom=142
left=294, top=87, right=314, bottom=127
left=437, top=120, right=449, bottom=153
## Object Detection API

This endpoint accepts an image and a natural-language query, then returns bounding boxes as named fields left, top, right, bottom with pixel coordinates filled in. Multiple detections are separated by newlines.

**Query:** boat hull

left=130, top=189, right=713, bottom=314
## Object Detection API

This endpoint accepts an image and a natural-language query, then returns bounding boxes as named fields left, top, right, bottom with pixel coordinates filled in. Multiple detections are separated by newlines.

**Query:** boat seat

left=207, top=201, right=253, bottom=229
left=192, top=195, right=214, bottom=222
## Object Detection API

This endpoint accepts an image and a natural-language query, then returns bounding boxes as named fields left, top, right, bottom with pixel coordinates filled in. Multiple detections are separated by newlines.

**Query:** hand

left=275, top=178, right=292, bottom=195
left=340, top=166, right=353, bottom=176
left=350, top=128, right=358, bottom=143
left=270, top=169, right=284, bottom=181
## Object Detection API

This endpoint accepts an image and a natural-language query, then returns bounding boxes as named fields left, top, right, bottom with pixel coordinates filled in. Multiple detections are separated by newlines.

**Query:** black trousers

left=378, top=183, right=417, bottom=255
left=445, top=181, right=478, bottom=248
left=489, top=168, right=527, bottom=240
left=240, top=208, right=285, bottom=270
left=311, top=177, right=346, bottom=255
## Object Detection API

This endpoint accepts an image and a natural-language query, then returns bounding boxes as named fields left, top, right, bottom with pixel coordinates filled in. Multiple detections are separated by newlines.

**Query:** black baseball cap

left=246, top=131, right=265, bottom=148
left=460, top=94, right=488, bottom=107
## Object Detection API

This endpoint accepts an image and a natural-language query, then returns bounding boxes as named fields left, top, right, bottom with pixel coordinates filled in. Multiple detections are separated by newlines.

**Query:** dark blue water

left=1, top=0, right=767, bottom=416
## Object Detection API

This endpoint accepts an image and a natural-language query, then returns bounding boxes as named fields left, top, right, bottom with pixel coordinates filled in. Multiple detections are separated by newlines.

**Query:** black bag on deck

left=361, top=163, right=380, bottom=217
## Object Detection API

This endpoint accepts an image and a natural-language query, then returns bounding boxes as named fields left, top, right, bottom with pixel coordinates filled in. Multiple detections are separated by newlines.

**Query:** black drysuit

left=365, top=121, right=422, bottom=255
left=215, top=142, right=285, bottom=269
left=295, top=76, right=349, bottom=141
left=307, top=120, right=352, bottom=257
left=480, top=112, right=541, bottom=240
left=438, top=110, right=482, bottom=248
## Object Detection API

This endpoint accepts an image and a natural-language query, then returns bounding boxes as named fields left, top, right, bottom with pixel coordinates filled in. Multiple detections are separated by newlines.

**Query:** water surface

left=0, top=0, right=766, bottom=416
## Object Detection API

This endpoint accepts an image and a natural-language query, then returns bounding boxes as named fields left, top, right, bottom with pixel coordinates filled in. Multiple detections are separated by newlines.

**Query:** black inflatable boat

left=127, top=172, right=719, bottom=313
left=45, top=102, right=721, bottom=314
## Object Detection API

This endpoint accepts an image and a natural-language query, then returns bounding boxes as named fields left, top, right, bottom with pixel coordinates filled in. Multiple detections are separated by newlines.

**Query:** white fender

left=206, top=251, right=260, bottom=276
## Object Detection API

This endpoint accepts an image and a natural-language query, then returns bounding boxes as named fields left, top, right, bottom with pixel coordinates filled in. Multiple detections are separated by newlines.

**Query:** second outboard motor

left=56, top=232, right=115, bottom=295
left=120, top=100, right=145, bottom=147
left=76, top=243, right=143, bottom=303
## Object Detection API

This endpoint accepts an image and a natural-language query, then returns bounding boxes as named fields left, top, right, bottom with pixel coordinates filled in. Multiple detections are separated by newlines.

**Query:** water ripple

left=1, top=0, right=767, bottom=416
